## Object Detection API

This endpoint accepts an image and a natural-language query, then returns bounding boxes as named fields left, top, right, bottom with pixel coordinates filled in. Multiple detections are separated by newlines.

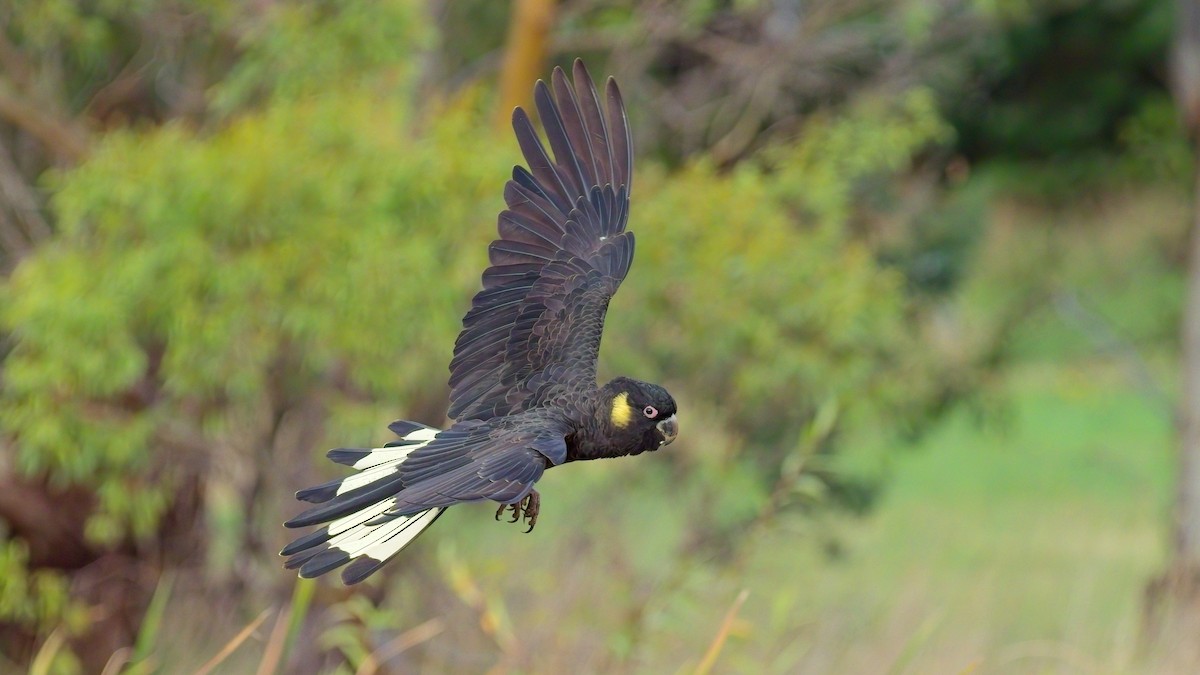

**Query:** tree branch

left=0, top=136, right=50, bottom=263
left=0, top=31, right=35, bottom=95
left=0, top=89, right=88, bottom=163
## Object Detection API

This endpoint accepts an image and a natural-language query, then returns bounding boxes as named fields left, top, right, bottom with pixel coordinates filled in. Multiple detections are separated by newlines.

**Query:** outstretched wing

left=448, top=59, right=635, bottom=422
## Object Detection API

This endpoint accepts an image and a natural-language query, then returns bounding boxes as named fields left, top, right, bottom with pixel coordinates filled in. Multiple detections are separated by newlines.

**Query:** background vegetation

left=0, top=0, right=1190, bottom=672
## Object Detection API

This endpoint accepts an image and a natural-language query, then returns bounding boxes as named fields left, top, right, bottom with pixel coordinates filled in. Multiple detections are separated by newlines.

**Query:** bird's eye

left=643, top=405, right=658, bottom=418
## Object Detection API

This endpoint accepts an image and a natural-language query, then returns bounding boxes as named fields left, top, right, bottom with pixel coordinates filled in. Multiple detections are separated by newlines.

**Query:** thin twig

left=693, top=589, right=749, bottom=675
left=28, top=628, right=66, bottom=675
left=256, top=603, right=292, bottom=675
left=193, top=608, right=272, bottom=675
left=355, top=618, right=446, bottom=675
left=100, top=647, right=132, bottom=675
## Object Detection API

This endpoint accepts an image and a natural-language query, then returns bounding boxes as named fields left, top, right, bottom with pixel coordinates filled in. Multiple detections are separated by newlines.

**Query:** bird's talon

left=495, top=491, right=541, bottom=533
left=523, top=491, right=540, bottom=533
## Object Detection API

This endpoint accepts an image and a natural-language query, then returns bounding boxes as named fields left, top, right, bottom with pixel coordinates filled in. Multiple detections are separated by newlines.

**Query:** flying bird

left=282, top=60, right=678, bottom=585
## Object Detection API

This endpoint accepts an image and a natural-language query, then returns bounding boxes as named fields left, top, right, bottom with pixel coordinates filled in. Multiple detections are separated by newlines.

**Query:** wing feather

left=607, top=78, right=633, bottom=193
left=483, top=263, right=542, bottom=289
left=488, top=239, right=558, bottom=265
left=552, top=66, right=600, bottom=190
left=505, top=173, right=561, bottom=215
left=512, top=107, right=574, bottom=216
left=499, top=211, right=562, bottom=250
left=448, top=60, right=636, bottom=422
left=573, top=60, right=615, bottom=190
left=535, top=80, right=588, bottom=198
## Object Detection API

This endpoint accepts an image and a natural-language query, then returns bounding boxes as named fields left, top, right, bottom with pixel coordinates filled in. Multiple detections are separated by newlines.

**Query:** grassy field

left=368, top=358, right=1174, bottom=674
left=727, top=361, right=1172, bottom=673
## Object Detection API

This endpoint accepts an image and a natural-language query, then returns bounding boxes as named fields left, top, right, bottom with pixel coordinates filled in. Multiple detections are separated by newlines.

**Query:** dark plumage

left=282, top=60, right=678, bottom=584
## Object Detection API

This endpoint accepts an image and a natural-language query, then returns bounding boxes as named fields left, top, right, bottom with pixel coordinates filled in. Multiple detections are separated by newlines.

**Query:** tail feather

left=295, top=458, right=408, bottom=504
left=285, top=429, right=437, bottom=527
left=340, top=508, right=445, bottom=585
left=281, top=496, right=397, bottom=557
left=328, top=445, right=417, bottom=469
left=282, top=421, right=445, bottom=583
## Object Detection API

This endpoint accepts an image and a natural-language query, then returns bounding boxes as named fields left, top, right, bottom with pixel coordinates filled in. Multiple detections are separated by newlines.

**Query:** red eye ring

left=643, top=405, right=658, bottom=418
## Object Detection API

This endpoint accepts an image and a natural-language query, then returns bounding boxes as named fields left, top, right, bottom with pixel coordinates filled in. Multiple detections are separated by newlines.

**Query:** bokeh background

left=0, top=0, right=1195, bottom=672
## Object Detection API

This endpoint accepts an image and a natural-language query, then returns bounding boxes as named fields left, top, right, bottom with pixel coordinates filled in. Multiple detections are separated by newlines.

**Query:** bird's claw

left=521, top=491, right=539, bottom=533
left=494, top=491, right=540, bottom=533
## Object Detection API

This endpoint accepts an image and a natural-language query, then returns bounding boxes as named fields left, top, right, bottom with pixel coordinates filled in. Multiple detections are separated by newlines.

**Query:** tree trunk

left=1144, top=3, right=1200, bottom=662
left=1170, top=0, right=1200, bottom=575
left=494, top=0, right=556, bottom=132
left=1179, top=161, right=1200, bottom=569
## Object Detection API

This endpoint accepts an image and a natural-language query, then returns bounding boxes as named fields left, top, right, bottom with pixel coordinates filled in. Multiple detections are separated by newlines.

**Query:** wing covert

left=448, top=60, right=636, bottom=422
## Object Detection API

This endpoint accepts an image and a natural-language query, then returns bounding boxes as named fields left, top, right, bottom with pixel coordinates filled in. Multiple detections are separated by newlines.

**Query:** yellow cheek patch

left=610, top=392, right=635, bottom=428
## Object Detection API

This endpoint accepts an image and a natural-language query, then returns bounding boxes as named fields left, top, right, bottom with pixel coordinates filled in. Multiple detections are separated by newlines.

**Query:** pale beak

left=656, top=414, right=678, bottom=446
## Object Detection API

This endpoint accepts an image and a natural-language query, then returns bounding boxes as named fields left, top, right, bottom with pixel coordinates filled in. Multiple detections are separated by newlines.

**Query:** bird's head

left=601, top=377, right=678, bottom=454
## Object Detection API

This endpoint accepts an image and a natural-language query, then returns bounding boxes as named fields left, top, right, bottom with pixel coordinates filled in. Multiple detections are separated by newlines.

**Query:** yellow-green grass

left=729, top=361, right=1171, bottom=673
left=135, top=357, right=1174, bottom=674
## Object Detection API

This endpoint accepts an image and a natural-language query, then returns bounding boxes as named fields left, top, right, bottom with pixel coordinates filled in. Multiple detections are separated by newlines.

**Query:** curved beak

left=656, top=414, right=679, bottom=446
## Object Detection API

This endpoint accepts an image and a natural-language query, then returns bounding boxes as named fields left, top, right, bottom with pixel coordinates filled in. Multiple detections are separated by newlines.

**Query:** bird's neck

left=563, top=391, right=643, bottom=462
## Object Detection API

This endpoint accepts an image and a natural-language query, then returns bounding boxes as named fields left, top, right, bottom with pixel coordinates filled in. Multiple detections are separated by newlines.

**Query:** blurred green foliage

left=211, top=0, right=430, bottom=113
left=0, top=1, right=953, bottom=659
left=3, top=0, right=225, bottom=117
left=0, top=0, right=1188, bottom=671
left=947, top=0, right=1169, bottom=161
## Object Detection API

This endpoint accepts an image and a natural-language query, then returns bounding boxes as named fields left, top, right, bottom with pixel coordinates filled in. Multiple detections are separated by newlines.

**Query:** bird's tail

left=281, top=421, right=446, bottom=585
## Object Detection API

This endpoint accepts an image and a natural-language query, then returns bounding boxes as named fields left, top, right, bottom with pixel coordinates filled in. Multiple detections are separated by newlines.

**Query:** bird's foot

left=493, top=490, right=540, bottom=533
